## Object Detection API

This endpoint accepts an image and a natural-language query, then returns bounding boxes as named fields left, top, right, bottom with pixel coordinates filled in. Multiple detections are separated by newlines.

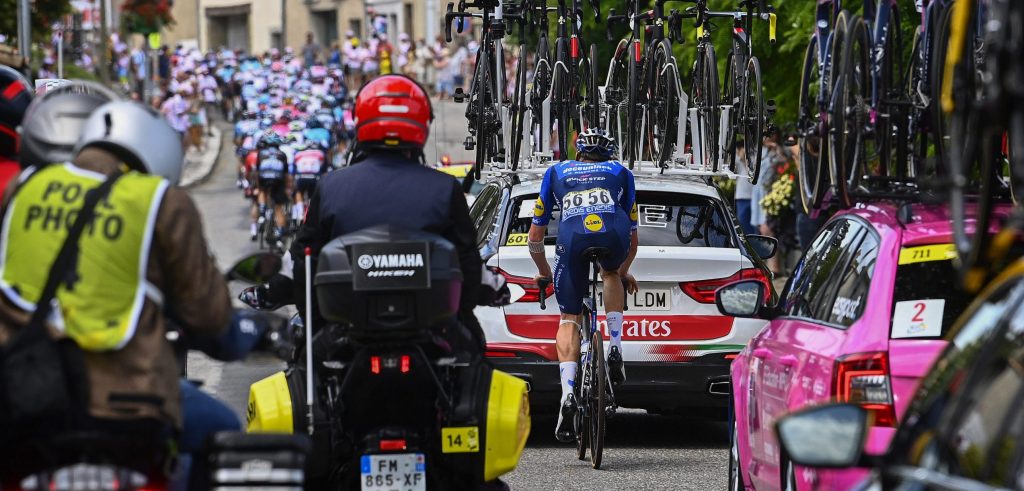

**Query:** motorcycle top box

left=314, top=225, right=463, bottom=337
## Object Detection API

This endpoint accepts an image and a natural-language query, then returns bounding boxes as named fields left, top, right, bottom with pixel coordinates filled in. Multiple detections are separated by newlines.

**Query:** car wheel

left=728, top=421, right=742, bottom=491
left=783, top=458, right=797, bottom=491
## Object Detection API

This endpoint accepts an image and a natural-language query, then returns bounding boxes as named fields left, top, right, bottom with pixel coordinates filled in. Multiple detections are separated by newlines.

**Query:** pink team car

left=716, top=202, right=981, bottom=490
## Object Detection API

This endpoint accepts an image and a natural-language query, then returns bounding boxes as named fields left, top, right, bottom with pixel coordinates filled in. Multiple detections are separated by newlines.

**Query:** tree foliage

left=0, top=0, right=73, bottom=45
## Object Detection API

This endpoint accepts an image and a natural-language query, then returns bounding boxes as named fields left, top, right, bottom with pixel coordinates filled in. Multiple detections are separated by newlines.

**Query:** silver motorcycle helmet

left=19, top=80, right=121, bottom=169
left=74, top=101, right=184, bottom=185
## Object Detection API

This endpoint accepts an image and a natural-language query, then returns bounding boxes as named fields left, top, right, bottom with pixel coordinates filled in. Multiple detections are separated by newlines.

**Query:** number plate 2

left=441, top=426, right=480, bottom=453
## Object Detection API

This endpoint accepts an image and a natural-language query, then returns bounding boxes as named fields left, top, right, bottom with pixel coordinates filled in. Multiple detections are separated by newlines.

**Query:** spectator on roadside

left=328, top=41, right=341, bottom=66
left=343, top=32, right=361, bottom=87
left=161, top=86, right=190, bottom=150
left=750, top=131, right=784, bottom=273
left=199, top=67, right=219, bottom=133
left=733, top=141, right=757, bottom=236
left=158, top=46, right=171, bottom=83
left=377, top=34, right=394, bottom=75
left=303, top=32, right=321, bottom=68
left=415, top=38, right=433, bottom=90
left=360, top=38, right=379, bottom=82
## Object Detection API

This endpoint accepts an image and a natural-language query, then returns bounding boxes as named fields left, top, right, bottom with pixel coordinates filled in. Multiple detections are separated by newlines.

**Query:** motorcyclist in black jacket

left=287, top=74, right=484, bottom=346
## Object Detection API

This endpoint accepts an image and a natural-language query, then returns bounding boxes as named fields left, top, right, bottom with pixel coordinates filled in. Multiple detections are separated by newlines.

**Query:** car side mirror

left=715, top=280, right=765, bottom=318
left=746, top=234, right=778, bottom=259
left=226, top=253, right=283, bottom=284
left=776, top=404, right=869, bottom=468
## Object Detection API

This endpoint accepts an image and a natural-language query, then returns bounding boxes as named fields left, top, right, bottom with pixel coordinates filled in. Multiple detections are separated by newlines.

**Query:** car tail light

left=371, top=356, right=381, bottom=374
left=680, top=268, right=770, bottom=304
left=498, top=269, right=554, bottom=303
left=833, top=352, right=896, bottom=427
left=379, top=439, right=407, bottom=451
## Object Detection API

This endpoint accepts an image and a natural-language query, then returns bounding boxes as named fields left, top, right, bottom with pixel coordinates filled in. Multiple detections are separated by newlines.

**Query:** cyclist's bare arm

left=528, top=223, right=552, bottom=279
left=619, top=230, right=639, bottom=294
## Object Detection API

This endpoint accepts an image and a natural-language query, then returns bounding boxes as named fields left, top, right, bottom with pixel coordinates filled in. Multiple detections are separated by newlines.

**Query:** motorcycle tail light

left=379, top=439, right=407, bottom=451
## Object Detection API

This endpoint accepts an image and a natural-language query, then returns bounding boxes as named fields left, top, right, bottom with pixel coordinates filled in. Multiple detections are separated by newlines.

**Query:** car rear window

left=503, top=190, right=734, bottom=248
left=890, top=245, right=971, bottom=339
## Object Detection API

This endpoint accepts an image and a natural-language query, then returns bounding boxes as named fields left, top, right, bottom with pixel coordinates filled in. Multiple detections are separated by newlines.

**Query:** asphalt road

left=186, top=108, right=729, bottom=490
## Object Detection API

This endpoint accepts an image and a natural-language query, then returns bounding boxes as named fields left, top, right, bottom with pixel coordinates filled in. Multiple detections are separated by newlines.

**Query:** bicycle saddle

left=582, top=247, right=611, bottom=260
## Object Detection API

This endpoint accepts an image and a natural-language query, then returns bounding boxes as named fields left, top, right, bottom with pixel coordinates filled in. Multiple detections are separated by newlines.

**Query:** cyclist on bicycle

left=290, top=139, right=328, bottom=227
left=253, top=131, right=291, bottom=245
left=528, top=128, right=639, bottom=442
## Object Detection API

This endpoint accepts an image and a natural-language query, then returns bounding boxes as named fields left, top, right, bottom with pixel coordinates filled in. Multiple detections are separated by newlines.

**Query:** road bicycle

left=942, top=0, right=1021, bottom=291
left=546, top=0, right=601, bottom=160
left=904, top=0, right=956, bottom=182
left=796, top=0, right=849, bottom=215
left=605, top=0, right=688, bottom=169
left=830, top=0, right=915, bottom=207
left=506, top=1, right=535, bottom=169
left=537, top=249, right=617, bottom=470
left=721, top=0, right=777, bottom=184
left=446, top=0, right=508, bottom=179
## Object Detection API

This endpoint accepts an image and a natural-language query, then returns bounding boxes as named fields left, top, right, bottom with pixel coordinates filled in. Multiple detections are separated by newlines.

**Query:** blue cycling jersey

left=532, top=160, right=638, bottom=233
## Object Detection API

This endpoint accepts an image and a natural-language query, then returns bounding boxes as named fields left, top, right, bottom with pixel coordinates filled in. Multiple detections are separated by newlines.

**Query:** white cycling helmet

left=19, top=80, right=121, bottom=168
left=74, top=101, right=184, bottom=185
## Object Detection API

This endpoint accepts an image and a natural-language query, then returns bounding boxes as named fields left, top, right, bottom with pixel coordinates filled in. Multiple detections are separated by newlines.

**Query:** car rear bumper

left=490, top=355, right=734, bottom=414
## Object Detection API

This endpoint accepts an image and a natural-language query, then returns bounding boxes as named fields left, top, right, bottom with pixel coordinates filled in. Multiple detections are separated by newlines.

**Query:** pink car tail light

left=833, top=352, right=896, bottom=427
left=498, top=269, right=555, bottom=303
left=681, top=268, right=770, bottom=304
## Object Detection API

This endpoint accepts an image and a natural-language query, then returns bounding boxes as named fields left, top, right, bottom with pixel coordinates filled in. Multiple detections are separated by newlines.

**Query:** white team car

left=469, top=172, right=777, bottom=414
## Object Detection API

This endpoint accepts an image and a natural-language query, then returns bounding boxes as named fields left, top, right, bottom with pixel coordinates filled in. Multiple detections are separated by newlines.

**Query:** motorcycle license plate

left=360, top=453, right=426, bottom=491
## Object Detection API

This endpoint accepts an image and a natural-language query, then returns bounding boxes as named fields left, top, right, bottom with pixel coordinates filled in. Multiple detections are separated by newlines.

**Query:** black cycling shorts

left=295, top=175, right=319, bottom=195
left=259, top=179, right=289, bottom=205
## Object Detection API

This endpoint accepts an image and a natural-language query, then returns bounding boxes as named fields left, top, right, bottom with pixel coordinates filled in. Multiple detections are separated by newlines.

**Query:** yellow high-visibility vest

left=0, top=163, right=168, bottom=351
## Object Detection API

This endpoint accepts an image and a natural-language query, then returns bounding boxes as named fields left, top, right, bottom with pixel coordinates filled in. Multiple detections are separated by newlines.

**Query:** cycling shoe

left=555, top=393, right=577, bottom=443
left=608, top=346, right=626, bottom=386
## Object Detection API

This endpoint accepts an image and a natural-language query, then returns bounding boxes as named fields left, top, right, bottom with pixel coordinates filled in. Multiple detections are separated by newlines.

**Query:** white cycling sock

left=293, top=202, right=304, bottom=221
left=559, top=361, right=577, bottom=403
left=606, top=311, right=624, bottom=353
left=250, top=222, right=258, bottom=236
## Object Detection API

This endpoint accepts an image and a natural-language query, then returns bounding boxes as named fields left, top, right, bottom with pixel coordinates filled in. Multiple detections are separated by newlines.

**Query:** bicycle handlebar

left=445, top=2, right=473, bottom=43
left=537, top=278, right=552, bottom=310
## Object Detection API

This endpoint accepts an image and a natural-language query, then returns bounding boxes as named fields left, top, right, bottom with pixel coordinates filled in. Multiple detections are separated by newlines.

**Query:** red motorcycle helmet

left=354, top=75, right=432, bottom=149
left=0, top=65, right=32, bottom=158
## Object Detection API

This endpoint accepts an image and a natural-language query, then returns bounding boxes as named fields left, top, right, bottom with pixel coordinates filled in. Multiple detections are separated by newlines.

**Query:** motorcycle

left=0, top=253, right=312, bottom=491
left=241, top=225, right=530, bottom=490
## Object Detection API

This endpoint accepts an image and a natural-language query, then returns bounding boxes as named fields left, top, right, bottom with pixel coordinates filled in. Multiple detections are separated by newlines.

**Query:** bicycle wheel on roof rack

left=605, top=39, right=633, bottom=165
left=742, top=57, right=764, bottom=184
left=796, top=36, right=828, bottom=216
left=693, top=45, right=720, bottom=172
left=582, top=43, right=601, bottom=132
left=832, top=13, right=869, bottom=208
left=650, top=40, right=680, bottom=169
left=509, top=45, right=528, bottom=170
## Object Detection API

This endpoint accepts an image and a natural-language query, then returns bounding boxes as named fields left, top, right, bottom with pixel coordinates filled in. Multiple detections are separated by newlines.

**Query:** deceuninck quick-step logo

left=356, top=253, right=425, bottom=277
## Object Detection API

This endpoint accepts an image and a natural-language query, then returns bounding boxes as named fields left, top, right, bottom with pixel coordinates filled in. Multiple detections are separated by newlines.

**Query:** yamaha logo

left=357, top=254, right=374, bottom=270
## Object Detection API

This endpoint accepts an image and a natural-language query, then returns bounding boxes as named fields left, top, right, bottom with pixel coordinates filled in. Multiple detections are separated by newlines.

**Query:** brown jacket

left=0, top=149, right=231, bottom=428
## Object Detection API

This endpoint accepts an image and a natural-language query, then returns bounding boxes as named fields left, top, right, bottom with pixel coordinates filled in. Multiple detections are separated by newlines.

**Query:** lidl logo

left=533, top=198, right=545, bottom=217
left=584, top=214, right=604, bottom=232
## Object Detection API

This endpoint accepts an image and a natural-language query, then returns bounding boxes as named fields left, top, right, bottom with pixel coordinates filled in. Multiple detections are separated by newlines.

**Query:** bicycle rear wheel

left=694, top=46, right=720, bottom=171
left=626, top=40, right=640, bottom=168
left=931, top=1, right=956, bottom=178
left=588, top=327, right=606, bottom=469
left=833, top=13, right=868, bottom=208
left=472, top=47, right=492, bottom=179
left=575, top=325, right=590, bottom=461
left=554, top=38, right=571, bottom=160
left=509, top=45, right=528, bottom=170
left=797, top=35, right=828, bottom=215
left=584, top=43, right=601, bottom=131
left=742, top=57, right=764, bottom=184
left=722, top=50, right=739, bottom=175
left=651, top=40, right=680, bottom=168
